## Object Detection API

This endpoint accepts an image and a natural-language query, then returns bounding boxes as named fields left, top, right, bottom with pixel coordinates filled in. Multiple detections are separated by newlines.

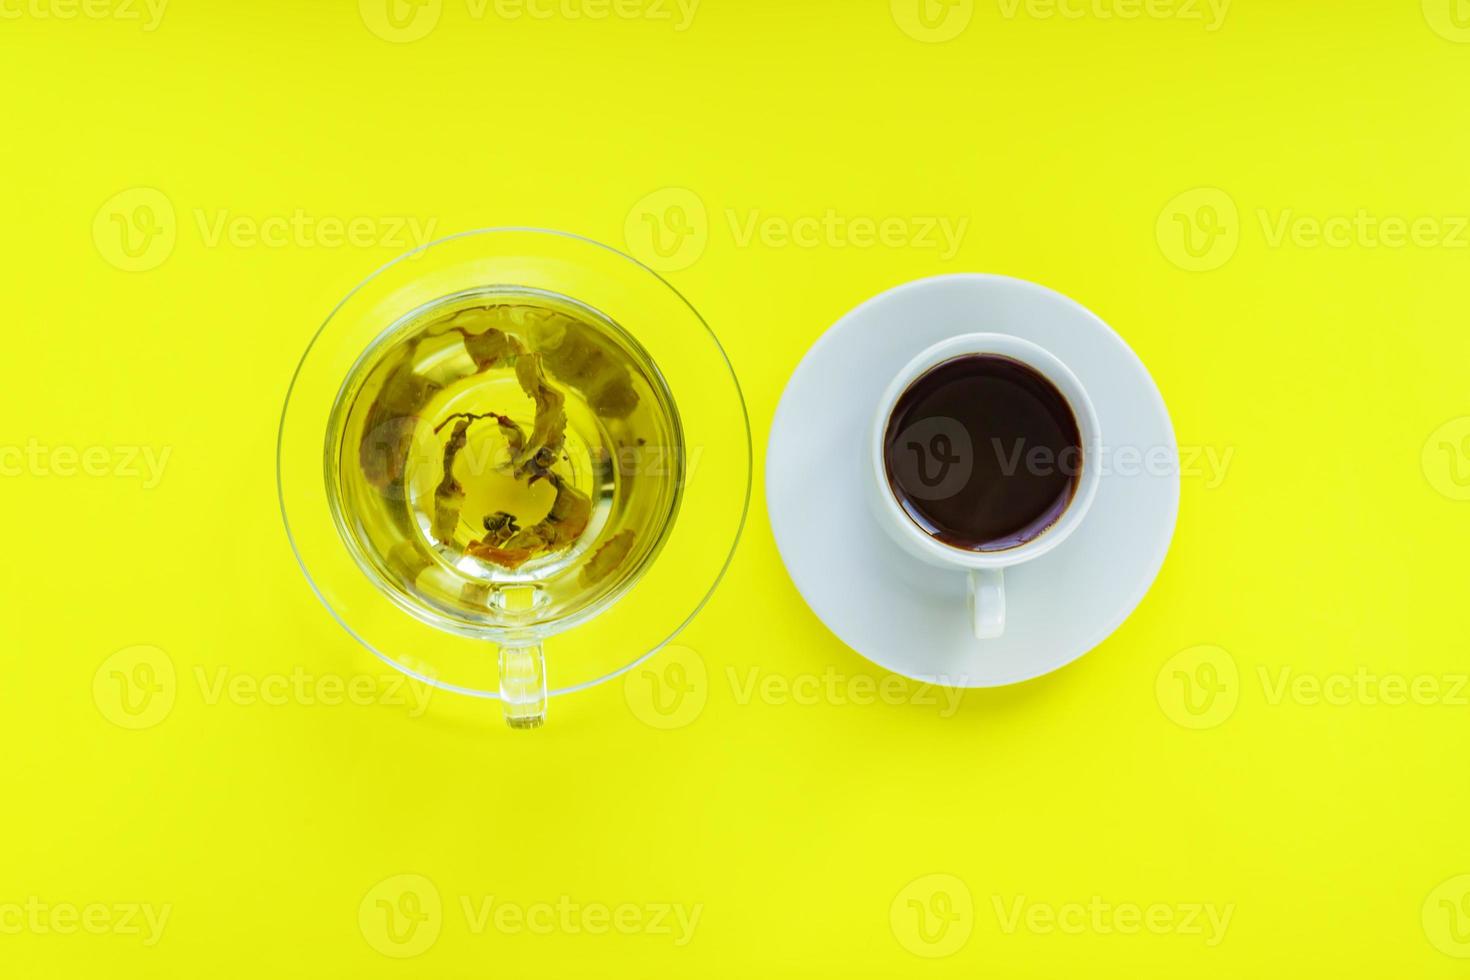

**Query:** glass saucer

left=277, top=228, right=750, bottom=726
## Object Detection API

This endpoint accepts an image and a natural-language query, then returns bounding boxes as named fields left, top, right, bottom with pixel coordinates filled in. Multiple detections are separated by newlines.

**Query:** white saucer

left=766, top=275, right=1179, bottom=687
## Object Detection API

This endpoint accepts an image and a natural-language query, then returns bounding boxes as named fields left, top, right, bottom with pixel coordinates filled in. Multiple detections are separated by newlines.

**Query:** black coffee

left=883, top=354, right=1081, bottom=552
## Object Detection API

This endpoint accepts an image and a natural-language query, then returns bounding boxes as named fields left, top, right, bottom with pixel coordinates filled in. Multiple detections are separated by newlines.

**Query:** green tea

left=328, top=287, right=683, bottom=635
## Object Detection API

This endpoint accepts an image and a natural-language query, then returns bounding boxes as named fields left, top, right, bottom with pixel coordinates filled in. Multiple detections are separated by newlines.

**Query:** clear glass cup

left=278, top=228, right=750, bottom=728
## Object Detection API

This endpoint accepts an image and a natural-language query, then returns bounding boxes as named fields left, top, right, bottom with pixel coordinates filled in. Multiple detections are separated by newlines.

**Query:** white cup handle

left=968, top=568, right=1005, bottom=639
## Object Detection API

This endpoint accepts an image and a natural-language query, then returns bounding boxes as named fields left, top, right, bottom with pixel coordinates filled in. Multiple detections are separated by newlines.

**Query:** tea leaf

left=543, top=322, right=640, bottom=419
left=433, top=411, right=526, bottom=458
left=543, top=475, right=591, bottom=544
left=481, top=511, right=519, bottom=539
left=359, top=355, right=441, bottom=489
left=463, top=475, right=590, bottom=570
left=438, top=305, right=531, bottom=371
left=427, top=411, right=531, bottom=546
left=431, top=417, right=472, bottom=544
left=461, top=326, right=524, bottom=370
left=387, top=540, right=434, bottom=584
left=581, top=529, right=636, bottom=585
left=512, top=352, right=567, bottom=480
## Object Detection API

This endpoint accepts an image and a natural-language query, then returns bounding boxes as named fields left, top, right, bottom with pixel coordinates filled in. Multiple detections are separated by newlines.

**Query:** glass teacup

left=279, top=229, right=749, bottom=728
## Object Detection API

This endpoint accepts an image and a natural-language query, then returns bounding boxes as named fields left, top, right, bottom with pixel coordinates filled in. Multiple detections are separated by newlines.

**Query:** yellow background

left=4, top=1, right=1469, bottom=976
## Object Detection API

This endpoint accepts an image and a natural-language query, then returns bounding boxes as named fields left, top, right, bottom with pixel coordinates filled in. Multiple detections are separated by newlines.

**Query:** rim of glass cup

left=276, top=226, right=752, bottom=700
left=323, top=283, right=688, bottom=643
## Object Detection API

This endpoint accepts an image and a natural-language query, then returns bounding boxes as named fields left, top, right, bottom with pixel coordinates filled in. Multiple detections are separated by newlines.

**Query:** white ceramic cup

left=867, top=333, right=1103, bottom=639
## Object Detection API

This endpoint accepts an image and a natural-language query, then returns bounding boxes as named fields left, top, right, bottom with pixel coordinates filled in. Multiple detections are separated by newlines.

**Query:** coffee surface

left=883, top=354, right=1081, bottom=551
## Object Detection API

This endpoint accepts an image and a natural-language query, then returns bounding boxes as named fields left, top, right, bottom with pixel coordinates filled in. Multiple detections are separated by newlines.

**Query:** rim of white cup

left=869, top=332, right=1104, bottom=570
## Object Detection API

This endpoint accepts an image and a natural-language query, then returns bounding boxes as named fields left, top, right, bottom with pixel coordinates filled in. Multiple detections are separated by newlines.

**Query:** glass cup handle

left=498, top=643, right=546, bottom=729
left=968, top=569, right=1005, bottom=640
